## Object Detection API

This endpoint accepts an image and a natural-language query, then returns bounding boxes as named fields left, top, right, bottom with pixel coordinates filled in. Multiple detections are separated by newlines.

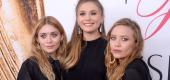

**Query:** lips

left=46, top=45, right=55, bottom=49
left=84, top=23, right=94, bottom=26
left=112, top=49, right=121, bottom=53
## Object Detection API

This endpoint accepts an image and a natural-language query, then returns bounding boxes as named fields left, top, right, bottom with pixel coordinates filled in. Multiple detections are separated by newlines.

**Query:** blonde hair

left=62, top=0, right=106, bottom=69
left=31, top=16, right=67, bottom=80
left=105, top=18, right=144, bottom=80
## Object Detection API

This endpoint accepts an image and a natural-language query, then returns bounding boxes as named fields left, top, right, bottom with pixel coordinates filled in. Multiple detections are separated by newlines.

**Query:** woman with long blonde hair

left=105, top=18, right=152, bottom=80
left=62, top=0, right=107, bottom=80
left=17, top=16, right=67, bottom=80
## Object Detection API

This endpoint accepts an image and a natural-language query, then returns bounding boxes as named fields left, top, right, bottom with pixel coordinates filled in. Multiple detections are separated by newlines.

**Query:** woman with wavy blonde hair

left=105, top=18, right=152, bottom=80
left=17, top=16, right=67, bottom=80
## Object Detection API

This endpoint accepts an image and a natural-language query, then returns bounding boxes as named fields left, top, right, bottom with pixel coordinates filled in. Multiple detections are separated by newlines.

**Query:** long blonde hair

left=31, top=16, right=67, bottom=80
left=105, top=18, right=144, bottom=80
left=63, top=0, right=106, bottom=69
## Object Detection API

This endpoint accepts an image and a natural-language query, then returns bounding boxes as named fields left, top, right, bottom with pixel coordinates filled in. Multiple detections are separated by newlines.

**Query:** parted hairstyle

left=31, top=16, right=67, bottom=80
left=63, top=0, right=106, bottom=69
left=105, top=18, right=144, bottom=80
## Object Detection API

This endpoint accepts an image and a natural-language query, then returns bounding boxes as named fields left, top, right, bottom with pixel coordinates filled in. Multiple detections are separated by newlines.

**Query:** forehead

left=78, top=1, right=99, bottom=11
left=111, top=25, right=134, bottom=36
left=38, top=24, right=59, bottom=33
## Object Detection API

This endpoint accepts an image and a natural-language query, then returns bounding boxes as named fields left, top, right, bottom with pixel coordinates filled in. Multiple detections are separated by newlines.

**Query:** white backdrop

left=44, top=0, right=170, bottom=80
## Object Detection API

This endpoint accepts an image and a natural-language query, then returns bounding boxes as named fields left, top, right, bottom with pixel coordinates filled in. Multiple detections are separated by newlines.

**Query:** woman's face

left=37, top=24, right=63, bottom=54
left=77, top=1, right=103, bottom=34
left=109, top=25, right=135, bottom=60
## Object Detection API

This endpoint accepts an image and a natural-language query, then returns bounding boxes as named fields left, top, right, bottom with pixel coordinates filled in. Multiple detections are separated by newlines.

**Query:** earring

left=37, top=43, right=41, bottom=50
left=99, top=23, right=104, bottom=32
left=110, top=57, right=115, bottom=64
left=78, top=26, right=82, bottom=35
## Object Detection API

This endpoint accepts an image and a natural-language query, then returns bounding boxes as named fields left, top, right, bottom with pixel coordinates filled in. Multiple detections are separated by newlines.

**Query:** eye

left=79, top=12, right=85, bottom=16
left=122, top=37, right=128, bottom=41
left=110, top=36, right=116, bottom=41
left=40, top=34, right=47, bottom=39
left=51, top=33, right=58, bottom=38
left=91, top=12, right=96, bottom=15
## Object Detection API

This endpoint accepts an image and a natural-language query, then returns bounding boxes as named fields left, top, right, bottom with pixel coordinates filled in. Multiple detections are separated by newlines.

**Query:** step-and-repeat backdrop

left=0, top=0, right=169, bottom=80
left=45, top=1, right=170, bottom=79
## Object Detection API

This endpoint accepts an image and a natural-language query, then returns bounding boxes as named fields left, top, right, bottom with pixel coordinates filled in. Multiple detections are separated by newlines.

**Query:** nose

left=46, top=36, right=52, bottom=43
left=114, top=40, right=121, bottom=47
left=84, top=14, right=91, bottom=20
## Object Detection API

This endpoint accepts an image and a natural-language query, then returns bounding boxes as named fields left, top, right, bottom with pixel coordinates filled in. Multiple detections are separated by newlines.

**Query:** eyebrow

left=91, top=10, right=98, bottom=12
left=79, top=9, right=98, bottom=12
left=39, top=33, right=46, bottom=35
left=111, top=34, right=129, bottom=37
left=39, top=31, right=59, bottom=34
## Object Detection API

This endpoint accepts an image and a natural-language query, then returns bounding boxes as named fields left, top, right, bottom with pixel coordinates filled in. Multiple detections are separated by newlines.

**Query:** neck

left=48, top=52, right=58, bottom=60
left=83, top=31, right=101, bottom=41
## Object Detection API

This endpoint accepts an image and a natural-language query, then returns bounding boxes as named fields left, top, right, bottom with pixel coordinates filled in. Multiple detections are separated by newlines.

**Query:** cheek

left=95, top=16, right=103, bottom=22
left=54, top=40, right=61, bottom=50
left=55, top=40, right=61, bottom=45
left=77, top=17, right=82, bottom=23
left=53, top=37, right=62, bottom=44
left=37, top=38, right=45, bottom=46
left=125, top=48, right=133, bottom=56
left=38, top=40, right=46, bottom=50
left=109, top=41, right=114, bottom=48
left=124, top=44, right=134, bottom=56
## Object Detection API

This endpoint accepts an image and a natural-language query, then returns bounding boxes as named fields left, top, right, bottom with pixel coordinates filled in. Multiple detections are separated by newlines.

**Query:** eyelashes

left=51, top=33, right=58, bottom=38
left=39, top=32, right=59, bottom=39
left=110, top=36, right=129, bottom=41
left=91, top=12, right=97, bottom=15
left=80, top=12, right=85, bottom=16
left=40, top=34, right=47, bottom=39
left=122, top=37, right=128, bottom=41
left=79, top=12, right=97, bottom=16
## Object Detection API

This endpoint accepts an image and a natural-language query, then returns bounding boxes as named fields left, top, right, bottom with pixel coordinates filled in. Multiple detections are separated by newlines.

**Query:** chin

left=45, top=50, right=56, bottom=54
left=113, top=55, right=123, bottom=59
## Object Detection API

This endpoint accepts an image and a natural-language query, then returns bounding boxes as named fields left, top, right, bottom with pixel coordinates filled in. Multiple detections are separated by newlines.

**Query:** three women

left=17, top=0, right=152, bottom=80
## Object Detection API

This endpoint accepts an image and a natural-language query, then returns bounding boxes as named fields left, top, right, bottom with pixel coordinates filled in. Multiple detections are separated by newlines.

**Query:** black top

left=123, top=58, right=152, bottom=80
left=63, top=37, right=107, bottom=80
left=17, top=57, right=61, bottom=80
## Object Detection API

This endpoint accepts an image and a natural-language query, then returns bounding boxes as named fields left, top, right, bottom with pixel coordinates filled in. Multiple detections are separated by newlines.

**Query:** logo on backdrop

left=135, top=0, right=170, bottom=80
left=137, top=0, right=169, bottom=40
left=148, top=54, right=170, bottom=80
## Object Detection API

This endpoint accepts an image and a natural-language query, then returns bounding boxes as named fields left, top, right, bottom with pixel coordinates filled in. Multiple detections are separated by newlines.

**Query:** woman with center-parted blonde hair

left=105, top=18, right=152, bottom=80
left=17, top=16, right=67, bottom=80
left=62, top=0, right=107, bottom=80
